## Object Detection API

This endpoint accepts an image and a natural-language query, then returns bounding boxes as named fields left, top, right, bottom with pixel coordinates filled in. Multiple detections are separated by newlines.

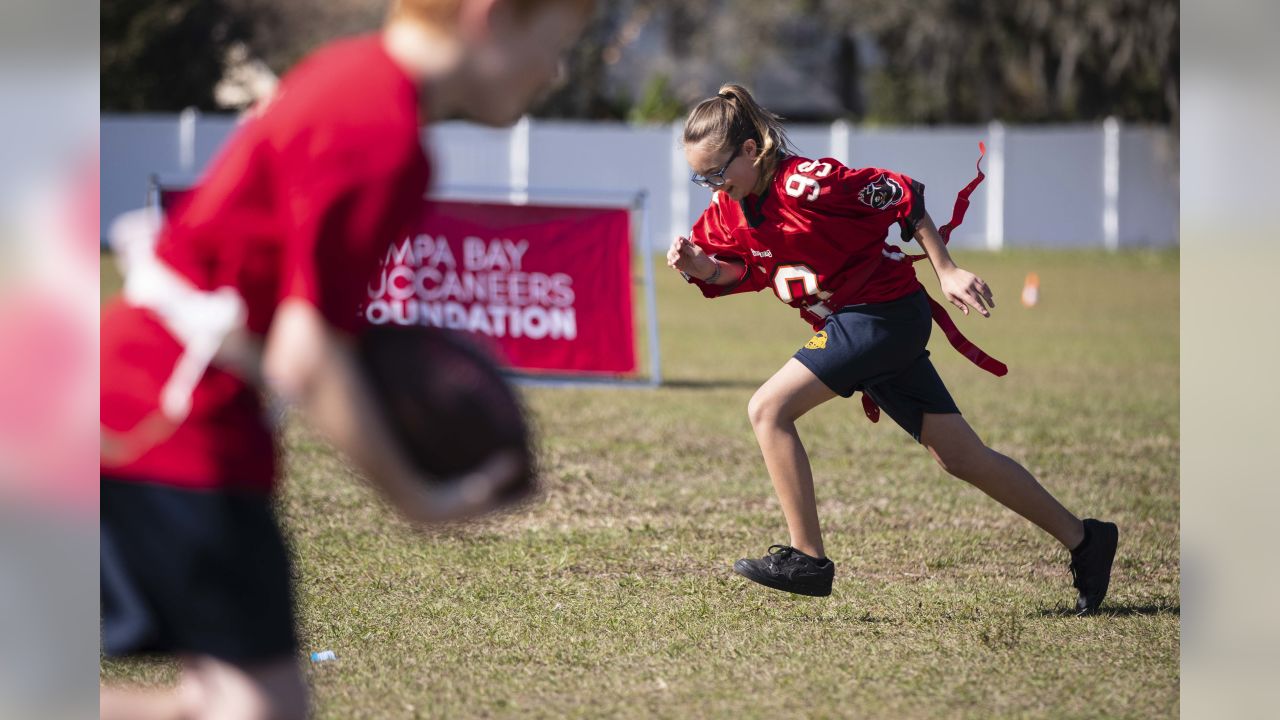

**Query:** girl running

left=667, top=84, right=1117, bottom=613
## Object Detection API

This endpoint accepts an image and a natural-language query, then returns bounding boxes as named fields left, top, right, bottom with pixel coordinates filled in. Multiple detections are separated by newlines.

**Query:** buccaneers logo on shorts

left=858, top=174, right=904, bottom=210
left=805, top=331, right=828, bottom=350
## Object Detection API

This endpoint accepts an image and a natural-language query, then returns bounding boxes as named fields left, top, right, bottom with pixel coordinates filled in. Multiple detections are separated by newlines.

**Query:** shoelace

left=766, top=544, right=796, bottom=569
left=1069, top=553, right=1097, bottom=592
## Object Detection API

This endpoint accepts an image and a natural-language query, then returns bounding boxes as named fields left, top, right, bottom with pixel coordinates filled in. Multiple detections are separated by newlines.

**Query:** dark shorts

left=793, top=290, right=960, bottom=441
left=100, top=478, right=298, bottom=662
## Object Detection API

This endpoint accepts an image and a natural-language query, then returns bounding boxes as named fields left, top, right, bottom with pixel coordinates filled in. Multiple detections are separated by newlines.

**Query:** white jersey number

left=796, top=159, right=833, bottom=177
left=784, top=174, right=821, bottom=201
left=772, top=264, right=821, bottom=302
left=784, top=159, right=834, bottom=202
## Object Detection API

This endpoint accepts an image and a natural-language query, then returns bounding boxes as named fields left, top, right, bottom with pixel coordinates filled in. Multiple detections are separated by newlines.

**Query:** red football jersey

left=687, top=155, right=926, bottom=329
left=101, top=35, right=431, bottom=493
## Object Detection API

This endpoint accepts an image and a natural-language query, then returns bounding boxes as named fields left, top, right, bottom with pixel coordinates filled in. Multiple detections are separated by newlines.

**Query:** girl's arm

left=913, top=212, right=995, bottom=317
left=666, top=235, right=746, bottom=287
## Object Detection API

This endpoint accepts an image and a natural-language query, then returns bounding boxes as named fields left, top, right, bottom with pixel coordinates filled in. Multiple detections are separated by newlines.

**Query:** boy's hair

left=683, top=83, right=794, bottom=184
left=389, top=0, right=595, bottom=26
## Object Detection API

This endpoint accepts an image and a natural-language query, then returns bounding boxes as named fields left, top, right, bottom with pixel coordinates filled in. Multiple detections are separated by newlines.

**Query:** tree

left=825, top=0, right=1179, bottom=124
left=102, top=0, right=253, bottom=111
left=103, top=0, right=1177, bottom=125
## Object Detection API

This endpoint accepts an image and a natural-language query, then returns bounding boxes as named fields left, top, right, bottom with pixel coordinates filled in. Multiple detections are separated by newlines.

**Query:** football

left=356, top=324, right=534, bottom=501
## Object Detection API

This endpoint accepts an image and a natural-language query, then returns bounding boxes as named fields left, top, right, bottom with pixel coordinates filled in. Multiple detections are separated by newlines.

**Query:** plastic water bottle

left=310, top=650, right=336, bottom=662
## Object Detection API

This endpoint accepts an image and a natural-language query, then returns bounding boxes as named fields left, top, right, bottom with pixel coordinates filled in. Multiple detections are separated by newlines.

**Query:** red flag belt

left=863, top=143, right=1006, bottom=423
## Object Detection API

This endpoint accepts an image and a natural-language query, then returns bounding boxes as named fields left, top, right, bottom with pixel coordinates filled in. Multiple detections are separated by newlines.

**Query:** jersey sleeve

left=278, top=127, right=425, bottom=333
left=788, top=158, right=928, bottom=242
left=684, top=201, right=771, bottom=298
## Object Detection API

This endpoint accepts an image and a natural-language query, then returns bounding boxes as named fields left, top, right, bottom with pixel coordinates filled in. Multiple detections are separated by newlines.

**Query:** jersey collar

left=739, top=183, right=771, bottom=228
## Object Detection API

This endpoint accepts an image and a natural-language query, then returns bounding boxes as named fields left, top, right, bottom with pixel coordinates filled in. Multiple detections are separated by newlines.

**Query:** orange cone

left=1021, top=272, right=1040, bottom=308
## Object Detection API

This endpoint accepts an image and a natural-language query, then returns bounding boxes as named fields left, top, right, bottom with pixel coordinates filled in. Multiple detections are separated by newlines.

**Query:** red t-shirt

left=101, top=34, right=431, bottom=493
left=687, top=155, right=926, bottom=329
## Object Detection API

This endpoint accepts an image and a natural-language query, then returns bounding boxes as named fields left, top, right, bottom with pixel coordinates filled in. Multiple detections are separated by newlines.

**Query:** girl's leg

left=747, top=358, right=838, bottom=558
left=919, top=412, right=1085, bottom=549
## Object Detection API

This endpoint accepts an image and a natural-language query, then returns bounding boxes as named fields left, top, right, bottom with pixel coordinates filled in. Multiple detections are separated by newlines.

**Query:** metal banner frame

left=146, top=177, right=664, bottom=389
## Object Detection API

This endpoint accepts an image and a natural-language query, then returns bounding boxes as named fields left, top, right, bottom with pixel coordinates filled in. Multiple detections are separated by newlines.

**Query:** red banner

left=363, top=200, right=636, bottom=375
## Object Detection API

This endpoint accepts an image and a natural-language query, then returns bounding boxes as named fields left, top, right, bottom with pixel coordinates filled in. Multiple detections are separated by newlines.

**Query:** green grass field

left=101, top=249, right=1179, bottom=718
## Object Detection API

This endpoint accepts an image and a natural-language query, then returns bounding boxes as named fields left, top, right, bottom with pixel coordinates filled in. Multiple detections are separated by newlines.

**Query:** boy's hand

left=394, top=450, right=528, bottom=525
left=939, top=266, right=995, bottom=318
left=666, top=236, right=715, bottom=279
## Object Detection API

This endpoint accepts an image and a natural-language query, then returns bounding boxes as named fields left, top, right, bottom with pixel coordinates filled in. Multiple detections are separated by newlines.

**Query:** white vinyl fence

left=101, top=112, right=1178, bottom=250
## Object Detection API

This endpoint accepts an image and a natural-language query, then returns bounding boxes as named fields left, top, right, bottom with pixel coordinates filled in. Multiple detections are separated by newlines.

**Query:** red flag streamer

left=904, top=142, right=987, bottom=261
left=861, top=393, right=881, bottom=423
left=860, top=143, right=1004, bottom=424
left=908, top=142, right=1006, bottom=378
left=926, top=296, right=1008, bottom=377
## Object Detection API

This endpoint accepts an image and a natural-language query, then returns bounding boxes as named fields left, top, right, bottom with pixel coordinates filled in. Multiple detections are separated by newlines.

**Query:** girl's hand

left=939, top=266, right=995, bottom=318
left=666, top=236, right=716, bottom=279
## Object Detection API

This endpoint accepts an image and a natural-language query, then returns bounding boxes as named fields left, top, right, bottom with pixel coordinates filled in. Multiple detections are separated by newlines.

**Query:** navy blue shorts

left=793, top=290, right=960, bottom=441
left=100, top=478, right=298, bottom=662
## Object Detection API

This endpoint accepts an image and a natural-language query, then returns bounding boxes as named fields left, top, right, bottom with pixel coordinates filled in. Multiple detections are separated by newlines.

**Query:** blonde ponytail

left=683, top=83, right=793, bottom=190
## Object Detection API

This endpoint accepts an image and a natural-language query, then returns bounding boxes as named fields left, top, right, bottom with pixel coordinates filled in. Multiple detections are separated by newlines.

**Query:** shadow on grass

left=1035, top=602, right=1180, bottom=618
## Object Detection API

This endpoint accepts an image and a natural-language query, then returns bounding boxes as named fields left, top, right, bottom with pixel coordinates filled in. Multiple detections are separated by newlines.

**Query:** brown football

left=356, top=325, right=534, bottom=502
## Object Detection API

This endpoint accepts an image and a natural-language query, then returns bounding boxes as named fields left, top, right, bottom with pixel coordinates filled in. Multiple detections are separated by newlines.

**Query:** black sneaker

left=1069, top=518, right=1119, bottom=615
left=733, top=544, right=835, bottom=597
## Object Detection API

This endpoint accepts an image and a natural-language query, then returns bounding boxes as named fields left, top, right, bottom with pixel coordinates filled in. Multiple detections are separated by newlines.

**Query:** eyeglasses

left=690, top=145, right=741, bottom=189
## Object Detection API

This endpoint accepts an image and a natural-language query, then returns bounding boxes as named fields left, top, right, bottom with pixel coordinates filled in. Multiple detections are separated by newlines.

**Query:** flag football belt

left=834, top=144, right=1009, bottom=425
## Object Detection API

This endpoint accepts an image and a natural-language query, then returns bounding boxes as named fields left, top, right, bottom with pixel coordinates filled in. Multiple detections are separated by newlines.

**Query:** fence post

left=178, top=106, right=199, bottom=173
left=509, top=114, right=530, bottom=205
left=669, top=119, right=688, bottom=248
left=985, top=120, right=1006, bottom=250
left=830, top=118, right=851, bottom=164
left=1103, top=116, right=1121, bottom=251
